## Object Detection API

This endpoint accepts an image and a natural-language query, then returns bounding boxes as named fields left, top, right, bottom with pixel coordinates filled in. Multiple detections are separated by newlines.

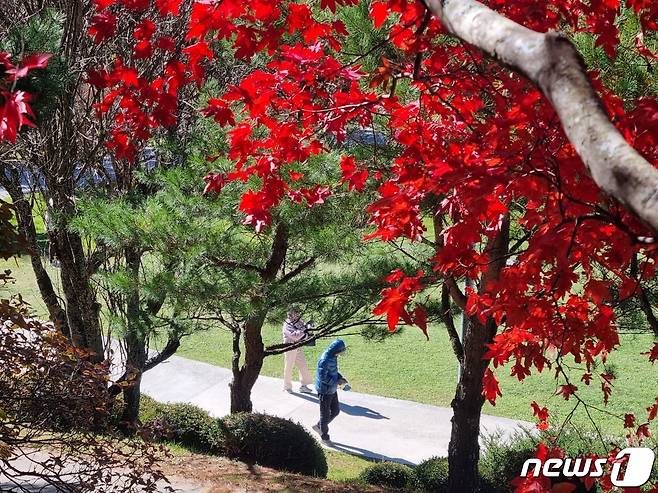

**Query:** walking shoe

left=299, top=385, right=313, bottom=394
left=312, top=424, right=321, bottom=435
left=321, top=435, right=331, bottom=443
left=284, top=388, right=293, bottom=393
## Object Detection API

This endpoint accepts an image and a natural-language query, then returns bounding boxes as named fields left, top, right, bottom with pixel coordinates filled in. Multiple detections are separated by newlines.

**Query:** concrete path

left=139, top=354, right=532, bottom=465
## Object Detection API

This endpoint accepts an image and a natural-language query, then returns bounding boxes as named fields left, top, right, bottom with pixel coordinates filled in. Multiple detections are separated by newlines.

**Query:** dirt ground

left=161, top=453, right=399, bottom=493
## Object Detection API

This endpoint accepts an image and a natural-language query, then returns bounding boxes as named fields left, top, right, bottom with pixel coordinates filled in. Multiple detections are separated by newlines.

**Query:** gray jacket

left=282, top=316, right=309, bottom=344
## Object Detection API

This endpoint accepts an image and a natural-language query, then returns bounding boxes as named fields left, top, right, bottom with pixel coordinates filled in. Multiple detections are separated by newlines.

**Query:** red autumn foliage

left=87, top=1, right=658, bottom=490
left=0, top=52, right=50, bottom=143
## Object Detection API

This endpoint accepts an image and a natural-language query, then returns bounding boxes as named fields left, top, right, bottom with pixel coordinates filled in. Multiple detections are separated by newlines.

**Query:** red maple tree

left=0, top=52, right=50, bottom=142
left=87, top=1, right=658, bottom=491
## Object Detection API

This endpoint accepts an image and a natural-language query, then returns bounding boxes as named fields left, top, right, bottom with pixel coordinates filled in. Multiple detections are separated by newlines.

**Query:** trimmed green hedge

left=360, top=461, right=415, bottom=489
left=218, top=412, right=328, bottom=477
left=149, top=402, right=220, bottom=453
left=414, top=456, right=449, bottom=492
left=143, top=401, right=327, bottom=478
left=479, top=430, right=610, bottom=493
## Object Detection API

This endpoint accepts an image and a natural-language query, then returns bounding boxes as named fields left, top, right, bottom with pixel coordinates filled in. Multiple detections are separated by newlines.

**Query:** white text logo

left=520, top=447, right=655, bottom=487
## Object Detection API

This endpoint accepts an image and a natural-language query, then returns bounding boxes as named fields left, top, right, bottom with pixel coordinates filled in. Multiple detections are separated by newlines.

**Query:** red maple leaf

left=482, top=368, right=502, bottom=405
left=202, top=99, right=235, bottom=127
left=88, top=12, right=117, bottom=43
left=320, top=0, right=359, bottom=13
left=6, top=53, right=52, bottom=80
left=203, top=173, right=227, bottom=195
left=339, top=155, right=368, bottom=192
left=556, top=384, right=578, bottom=401
left=155, top=0, right=182, bottom=16
left=0, top=90, right=36, bottom=143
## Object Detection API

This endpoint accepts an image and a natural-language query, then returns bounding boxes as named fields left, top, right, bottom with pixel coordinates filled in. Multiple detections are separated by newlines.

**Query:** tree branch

left=441, top=283, right=464, bottom=364
left=432, top=212, right=467, bottom=309
left=630, top=254, right=658, bottom=338
left=263, top=224, right=288, bottom=282
left=423, top=0, right=658, bottom=233
left=208, top=255, right=265, bottom=274
left=143, top=335, right=181, bottom=372
left=278, top=256, right=316, bottom=284
left=264, top=318, right=385, bottom=356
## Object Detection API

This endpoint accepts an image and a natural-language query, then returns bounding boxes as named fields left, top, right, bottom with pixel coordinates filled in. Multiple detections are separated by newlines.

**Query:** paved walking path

left=139, top=353, right=532, bottom=465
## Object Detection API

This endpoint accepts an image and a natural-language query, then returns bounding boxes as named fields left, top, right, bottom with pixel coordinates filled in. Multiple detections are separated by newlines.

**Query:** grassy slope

left=1, top=256, right=57, bottom=315
left=4, top=255, right=657, bottom=437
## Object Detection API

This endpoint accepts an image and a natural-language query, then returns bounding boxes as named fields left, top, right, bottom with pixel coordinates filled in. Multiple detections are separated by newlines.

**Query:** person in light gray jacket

left=282, top=307, right=314, bottom=393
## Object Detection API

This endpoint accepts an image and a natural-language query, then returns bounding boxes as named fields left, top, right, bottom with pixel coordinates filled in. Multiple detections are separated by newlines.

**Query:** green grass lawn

left=1, top=256, right=58, bottom=316
left=4, top=254, right=658, bottom=439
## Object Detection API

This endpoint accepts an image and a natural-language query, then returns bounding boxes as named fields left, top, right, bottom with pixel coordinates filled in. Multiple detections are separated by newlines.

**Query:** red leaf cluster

left=0, top=52, right=50, bottom=142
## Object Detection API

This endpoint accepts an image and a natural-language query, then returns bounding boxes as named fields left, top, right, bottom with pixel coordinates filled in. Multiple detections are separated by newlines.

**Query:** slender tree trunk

left=229, top=224, right=289, bottom=413
left=0, top=171, right=67, bottom=330
left=46, top=176, right=104, bottom=361
left=230, top=313, right=267, bottom=413
left=448, top=317, right=496, bottom=492
left=447, top=217, right=510, bottom=492
left=120, top=347, right=146, bottom=428
left=120, top=247, right=147, bottom=428
left=52, top=227, right=104, bottom=360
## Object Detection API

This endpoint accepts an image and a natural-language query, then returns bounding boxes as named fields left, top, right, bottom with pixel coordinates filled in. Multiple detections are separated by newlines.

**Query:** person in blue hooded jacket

left=312, top=339, right=347, bottom=442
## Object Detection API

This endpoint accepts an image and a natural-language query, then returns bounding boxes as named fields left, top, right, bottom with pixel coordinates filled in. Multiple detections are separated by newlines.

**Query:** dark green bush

left=109, top=393, right=164, bottom=429
left=479, top=432, right=536, bottom=493
left=217, top=412, right=328, bottom=478
left=149, top=402, right=218, bottom=453
left=138, top=394, right=165, bottom=423
left=479, top=430, right=605, bottom=493
left=359, top=462, right=414, bottom=489
left=414, top=456, right=449, bottom=492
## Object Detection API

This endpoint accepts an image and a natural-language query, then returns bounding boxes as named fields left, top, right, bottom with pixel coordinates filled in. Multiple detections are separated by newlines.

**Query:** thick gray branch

left=143, top=335, right=181, bottom=372
left=425, top=0, right=658, bottom=233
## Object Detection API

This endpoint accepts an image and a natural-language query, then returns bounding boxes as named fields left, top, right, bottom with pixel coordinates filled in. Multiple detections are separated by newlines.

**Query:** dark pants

left=318, top=392, right=340, bottom=439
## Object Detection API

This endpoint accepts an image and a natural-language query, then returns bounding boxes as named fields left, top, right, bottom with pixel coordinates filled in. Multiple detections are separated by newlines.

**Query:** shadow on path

left=327, top=442, right=416, bottom=466
left=0, top=482, right=73, bottom=492
left=291, top=392, right=389, bottom=420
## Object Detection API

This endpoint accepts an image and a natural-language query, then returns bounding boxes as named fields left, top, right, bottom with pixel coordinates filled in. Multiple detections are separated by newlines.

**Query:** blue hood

left=325, top=339, right=346, bottom=357
left=315, top=339, right=346, bottom=394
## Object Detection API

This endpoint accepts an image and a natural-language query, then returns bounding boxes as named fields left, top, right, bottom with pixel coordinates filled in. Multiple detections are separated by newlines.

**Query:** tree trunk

left=230, top=313, right=267, bottom=413
left=229, top=224, right=288, bottom=413
left=120, top=356, right=145, bottom=429
left=52, top=227, right=104, bottom=360
left=448, top=217, right=510, bottom=492
left=120, top=247, right=147, bottom=428
left=230, top=372, right=255, bottom=414
left=0, top=172, right=67, bottom=330
left=46, top=175, right=104, bottom=362
left=448, top=317, right=496, bottom=492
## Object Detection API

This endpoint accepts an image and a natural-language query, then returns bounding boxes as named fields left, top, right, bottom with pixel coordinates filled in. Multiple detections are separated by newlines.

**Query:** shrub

left=217, top=412, right=328, bottom=477
left=479, top=431, right=537, bottom=493
left=360, top=462, right=414, bottom=489
left=414, top=456, right=449, bottom=492
left=149, top=402, right=218, bottom=453
left=138, top=394, right=165, bottom=423
left=479, top=430, right=606, bottom=493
